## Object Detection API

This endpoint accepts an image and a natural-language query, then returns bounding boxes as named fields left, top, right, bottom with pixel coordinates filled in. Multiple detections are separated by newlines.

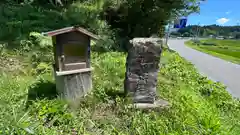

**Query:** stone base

left=128, top=99, right=170, bottom=111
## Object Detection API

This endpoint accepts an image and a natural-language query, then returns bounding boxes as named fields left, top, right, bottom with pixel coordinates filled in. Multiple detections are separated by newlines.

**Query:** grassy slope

left=185, top=40, right=240, bottom=64
left=0, top=50, right=240, bottom=134
left=202, top=39, right=240, bottom=47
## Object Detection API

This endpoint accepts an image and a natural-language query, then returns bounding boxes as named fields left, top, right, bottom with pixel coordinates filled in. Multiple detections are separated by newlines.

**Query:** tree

left=101, top=0, right=204, bottom=50
left=183, top=32, right=190, bottom=37
left=2, top=0, right=204, bottom=51
left=171, top=31, right=181, bottom=37
left=176, top=25, right=240, bottom=38
left=233, top=32, right=240, bottom=39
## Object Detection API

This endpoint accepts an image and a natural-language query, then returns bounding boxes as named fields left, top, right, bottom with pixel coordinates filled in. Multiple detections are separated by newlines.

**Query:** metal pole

left=165, top=23, right=171, bottom=45
left=195, top=22, right=200, bottom=41
left=165, top=19, right=175, bottom=45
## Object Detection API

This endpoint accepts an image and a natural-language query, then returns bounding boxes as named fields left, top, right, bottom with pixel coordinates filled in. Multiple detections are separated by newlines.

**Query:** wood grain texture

left=54, top=31, right=91, bottom=72
left=55, top=71, right=92, bottom=102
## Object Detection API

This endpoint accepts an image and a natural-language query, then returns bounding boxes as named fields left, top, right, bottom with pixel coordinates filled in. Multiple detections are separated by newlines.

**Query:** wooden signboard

left=42, top=26, right=98, bottom=104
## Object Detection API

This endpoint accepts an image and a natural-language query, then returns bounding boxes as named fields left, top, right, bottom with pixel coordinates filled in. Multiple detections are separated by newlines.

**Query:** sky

left=187, top=0, right=240, bottom=26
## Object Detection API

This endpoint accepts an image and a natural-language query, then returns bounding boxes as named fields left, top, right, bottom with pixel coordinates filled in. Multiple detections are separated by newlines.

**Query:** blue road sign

left=174, top=17, right=187, bottom=29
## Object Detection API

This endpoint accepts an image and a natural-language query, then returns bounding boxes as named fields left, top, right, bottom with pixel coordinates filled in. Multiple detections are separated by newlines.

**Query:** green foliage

left=178, top=24, right=240, bottom=38
left=0, top=4, right=63, bottom=41
left=200, top=46, right=240, bottom=58
left=29, top=99, right=74, bottom=127
left=65, top=1, right=118, bottom=51
left=0, top=1, right=117, bottom=51
left=0, top=0, right=204, bottom=51
left=91, top=52, right=126, bottom=101
left=13, top=32, right=54, bottom=70
left=0, top=43, right=8, bottom=57
left=101, top=0, right=203, bottom=50
left=233, top=32, right=240, bottom=39
left=202, top=39, right=240, bottom=47
left=31, top=62, right=52, bottom=75
left=196, top=39, right=240, bottom=59
left=192, top=39, right=201, bottom=45
left=29, top=32, right=52, bottom=49
left=202, top=41, right=217, bottom=46
left=2, top=0, right=240, bottom=134
left=186, top=39, right=240, bottom=64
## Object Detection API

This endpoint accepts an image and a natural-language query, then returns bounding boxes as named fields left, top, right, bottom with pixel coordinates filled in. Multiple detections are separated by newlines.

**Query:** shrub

left=202, top=42, right=217, bottom=46
left=202, top=47, right=240, bottom=58
left=0, top=43, right=7, bottom=57
left=0, top=1, right=117, bottom=51
left=101, top=0, right=202, bottom=50
left=29, top=32, right=52, bottom=49
left=31, top=62, right=52, bottom=75
left=29, top=99, right=74, bottom=127
left=192, top=39, right=201, bottom=45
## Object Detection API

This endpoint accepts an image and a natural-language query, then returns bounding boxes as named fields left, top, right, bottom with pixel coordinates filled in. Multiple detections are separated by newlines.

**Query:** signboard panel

left=174, top=17, right=187, bottom=28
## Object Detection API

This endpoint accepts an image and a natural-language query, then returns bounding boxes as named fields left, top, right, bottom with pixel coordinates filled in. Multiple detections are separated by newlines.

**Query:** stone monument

left=124, top=38, right=169, bottom=109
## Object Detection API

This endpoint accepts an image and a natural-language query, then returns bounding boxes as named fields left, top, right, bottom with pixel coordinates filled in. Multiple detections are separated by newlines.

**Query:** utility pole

left=195, top=22, right=200, bottom=41
left=165, top=17, right=177, bottom=45
left=165, top=22, right=171, bottom=45
left=165, top=16, right=187, bottom=44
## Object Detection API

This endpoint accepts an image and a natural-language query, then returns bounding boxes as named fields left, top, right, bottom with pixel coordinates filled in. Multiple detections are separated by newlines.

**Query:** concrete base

left=128, top=99, right=170, bottom=111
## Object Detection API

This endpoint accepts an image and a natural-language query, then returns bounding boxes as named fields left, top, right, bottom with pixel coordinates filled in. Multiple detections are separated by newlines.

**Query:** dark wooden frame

left=42, top=26, right=98, bottom=73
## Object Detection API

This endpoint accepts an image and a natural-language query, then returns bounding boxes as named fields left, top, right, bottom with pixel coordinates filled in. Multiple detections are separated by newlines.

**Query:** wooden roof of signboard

left=42, top=26, right=99, bottom=40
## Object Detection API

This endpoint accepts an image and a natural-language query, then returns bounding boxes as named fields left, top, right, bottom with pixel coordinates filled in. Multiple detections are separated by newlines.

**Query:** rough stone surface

left=124, top=38, right=163, bottom=104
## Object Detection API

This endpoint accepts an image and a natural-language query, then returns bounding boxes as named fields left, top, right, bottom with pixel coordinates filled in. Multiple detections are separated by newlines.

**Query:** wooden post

left=55, top=69, right=92, bottom=102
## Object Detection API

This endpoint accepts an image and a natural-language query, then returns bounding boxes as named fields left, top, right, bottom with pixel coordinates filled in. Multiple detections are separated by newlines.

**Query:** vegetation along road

left=186, top=39, right=240, bottom=64
left=168, top=39, right=240, bottom=98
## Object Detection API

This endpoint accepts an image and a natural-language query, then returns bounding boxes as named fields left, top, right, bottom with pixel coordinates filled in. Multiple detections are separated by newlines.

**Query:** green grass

left=0, top=49, right=240, bottom=134
left=201, top=39, right=240, bottom=47
left=185, top=39, right=240, bottom=64
left=1, top=1, right=239, bottom=134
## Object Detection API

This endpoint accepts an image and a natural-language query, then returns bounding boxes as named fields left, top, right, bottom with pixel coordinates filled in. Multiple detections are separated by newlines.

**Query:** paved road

left=168, top=39, right=240, bottom=98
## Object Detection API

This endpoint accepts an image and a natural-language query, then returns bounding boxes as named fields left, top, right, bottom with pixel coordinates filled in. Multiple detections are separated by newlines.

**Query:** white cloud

left=216, top=18, right=230, bottom=25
